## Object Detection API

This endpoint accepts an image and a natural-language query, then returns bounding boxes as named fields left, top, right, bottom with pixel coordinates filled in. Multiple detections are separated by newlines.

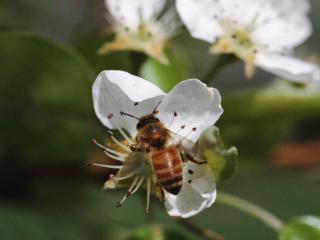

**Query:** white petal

left=164, top=162, right=216, bottom=218
left=269, top=0, right=310, bottom=15
left=176, top=0, right=223, bottom=43
left=220, top=0, right=271, bottom=27
left=106, top=0, right=166, bottom=30
left=252, top=12, right=312, bottom=51
left=92, top=70, right=165, bottom=136
left=157, top=79, right=223, bottom=142
left=256, top=53, right=320, bottom=83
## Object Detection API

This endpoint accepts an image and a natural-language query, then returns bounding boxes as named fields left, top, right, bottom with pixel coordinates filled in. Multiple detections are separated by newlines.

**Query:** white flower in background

left=176, top=0, right=320, bottom=83
left=90, top=70, right=223, bottom=218
left=99, top=0, right=180, bottom=64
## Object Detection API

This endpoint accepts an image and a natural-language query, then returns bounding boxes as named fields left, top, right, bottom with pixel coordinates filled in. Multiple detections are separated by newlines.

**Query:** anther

left=116, top=202, right=122, bottom=208
left=107, top=130, right=114, bottom=136
left=174, top=111, right=177, bottom=117
left=86, top=162, right=92, bottom=166
left=192, top=127, right=197, bottom=131
left=108, top=113, right=113, bottom=119
left=180, top=125, right=185, bottom=129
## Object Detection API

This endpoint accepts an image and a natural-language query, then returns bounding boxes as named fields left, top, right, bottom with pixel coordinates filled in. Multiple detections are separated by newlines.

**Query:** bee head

left=136, top=114, right=160, bottom=130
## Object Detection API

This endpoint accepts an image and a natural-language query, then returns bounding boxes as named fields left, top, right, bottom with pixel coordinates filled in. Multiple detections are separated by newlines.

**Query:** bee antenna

left=152, top=100, right=162, bottom=114
left=120, top=111, right=139, bottom=120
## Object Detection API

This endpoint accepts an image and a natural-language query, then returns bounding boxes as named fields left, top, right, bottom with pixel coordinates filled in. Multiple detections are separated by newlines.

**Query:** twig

left=217, top=192, right=284, bottom=231
left=177, top=218, right=224, bottom=240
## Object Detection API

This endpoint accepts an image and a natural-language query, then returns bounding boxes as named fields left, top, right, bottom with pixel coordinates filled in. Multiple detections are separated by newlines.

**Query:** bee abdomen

left=158, top=175, right=183, bottom=195
left=151, top=146, right=183, bottom=195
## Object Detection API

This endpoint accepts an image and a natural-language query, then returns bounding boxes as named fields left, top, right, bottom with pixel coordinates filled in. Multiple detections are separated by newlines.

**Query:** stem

left=202, top=54, right=236, bottom=85
left=177, top=218, right=224, bottom=240
left=217, top=192, right=284, bottom=231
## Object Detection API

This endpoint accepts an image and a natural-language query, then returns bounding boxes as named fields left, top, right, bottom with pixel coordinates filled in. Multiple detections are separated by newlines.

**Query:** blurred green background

left=0, top=0, right=320, bottom=239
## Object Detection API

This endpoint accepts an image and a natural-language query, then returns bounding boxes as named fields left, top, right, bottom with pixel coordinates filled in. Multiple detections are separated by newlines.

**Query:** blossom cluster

left=90, top=0, right=319, bottom=218
left=100, top=0, right=320, bottom=83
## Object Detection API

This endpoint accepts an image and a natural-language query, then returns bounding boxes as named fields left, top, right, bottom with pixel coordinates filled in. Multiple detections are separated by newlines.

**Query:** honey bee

left=120, top=101, right=205, bottom=195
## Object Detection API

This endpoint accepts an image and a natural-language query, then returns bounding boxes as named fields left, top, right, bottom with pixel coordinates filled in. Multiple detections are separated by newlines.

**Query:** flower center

left=90, top=130, right=157, bottom=212
left=210, top=23, right=258, bottom=78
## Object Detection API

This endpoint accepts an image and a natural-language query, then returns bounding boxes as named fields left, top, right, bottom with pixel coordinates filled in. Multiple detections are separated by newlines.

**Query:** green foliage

left=126, top=224, right=193, bottom=240
left=75, top=35, right=132, bottom=74
left=0, top=0, right=52, bottom=32
left=0, top=31, right=97, bottom=166
left=140, top=48, right=190, bottom=92
left=279, top=216, right=320, bottom=240
left=127, top=224, right=165, bottom=240
left=222, top=81, right=320, bottom=123
left=197, top=126, right=238, bottom=182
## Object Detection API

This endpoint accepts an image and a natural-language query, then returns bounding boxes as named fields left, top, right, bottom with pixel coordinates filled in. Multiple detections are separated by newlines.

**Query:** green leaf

left=0, top=31, right=96, bottom=166
left=197, top=126, right=238, bottom=182
left=140, top=48, right=190, bottom=92
left=279, top=216, right=320, bottom=240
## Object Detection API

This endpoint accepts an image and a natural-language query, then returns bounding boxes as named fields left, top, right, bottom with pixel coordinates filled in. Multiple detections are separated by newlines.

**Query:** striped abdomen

left=151, top=146, right=183, bottom=195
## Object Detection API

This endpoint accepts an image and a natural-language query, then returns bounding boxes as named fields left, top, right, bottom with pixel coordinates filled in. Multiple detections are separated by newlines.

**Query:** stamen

left=117, top=176, right=140, bottom=207
left=105, top=148, right=127, bottom=158
left=103, top=151, right=126, bottom=162
left=93, top=138, right=128, bottom=158
left=146, top=178, right=151, bottom=213
left=174, top=125, right=185, bottom=136
left=183, top=127, right=197, bottom=139
left=167, top=111, right=177, bottom=130
left=117, top=127, right=134, bottom=145
left=130, top=176, right=145, bottom=194
left=112, top=169, right=142, bottom=181
left=109, top=134, right=132, bottom=153
left=159, top=7, right=182, bottom=37
left=87, top=162, right=123, bottom=169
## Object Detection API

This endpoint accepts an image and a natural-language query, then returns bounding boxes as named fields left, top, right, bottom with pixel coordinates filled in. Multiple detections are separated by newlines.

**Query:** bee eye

left=136, top=121, right=144, bottom=129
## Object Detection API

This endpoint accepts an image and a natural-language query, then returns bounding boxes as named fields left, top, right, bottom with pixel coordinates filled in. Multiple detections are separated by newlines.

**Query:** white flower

left=99, top=0, right=180, bottom=64
left=91, top=70, right=223, bottom=218
left=176, top=0, right=320, bottom=83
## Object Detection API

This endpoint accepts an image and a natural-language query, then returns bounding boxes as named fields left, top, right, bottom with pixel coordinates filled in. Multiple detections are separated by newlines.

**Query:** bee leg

left=154, top=182, right=165, bottom=202
left=160, top=188, right=165, bottom=203
left=185, top=152, right=207, bottom=165
left=129, top=144, right=140, bottom=151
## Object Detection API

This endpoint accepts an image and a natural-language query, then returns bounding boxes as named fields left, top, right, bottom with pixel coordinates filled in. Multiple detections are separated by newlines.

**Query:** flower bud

left=196, top=126, right=238, bottom=183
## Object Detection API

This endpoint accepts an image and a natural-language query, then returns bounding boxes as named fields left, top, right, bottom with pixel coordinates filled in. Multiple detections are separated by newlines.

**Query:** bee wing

left=167, top=129, right=196, bottom=152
